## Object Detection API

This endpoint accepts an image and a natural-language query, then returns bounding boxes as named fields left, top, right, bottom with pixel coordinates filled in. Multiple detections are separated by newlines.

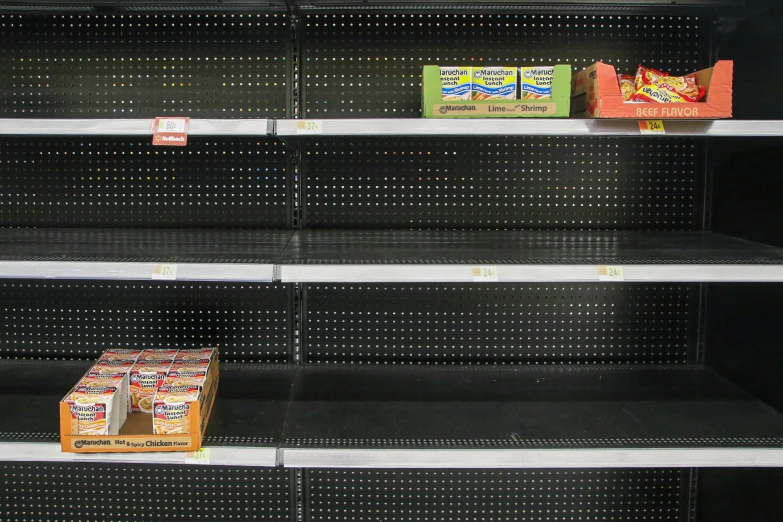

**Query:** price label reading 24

left=472, top=266, right=499, bottom=282
left=598, top=265, right=624, bottom=281
left=638, top=120, right=665, bottom=134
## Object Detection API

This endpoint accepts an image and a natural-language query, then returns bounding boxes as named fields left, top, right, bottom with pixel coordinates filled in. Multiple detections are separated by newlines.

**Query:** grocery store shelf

left=278, top=230, right=783, bottom=283
left=0, top=229, right=293, bottom=282
left=0, top=119, right=273, bottom=136
left=0, top=360, right=292, bottom=467
left=275, top=119, right=783, bottom=137
left=280, top=365, right=783, bottom=469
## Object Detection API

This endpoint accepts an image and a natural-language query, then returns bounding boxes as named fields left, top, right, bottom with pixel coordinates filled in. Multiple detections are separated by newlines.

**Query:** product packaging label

left=471, top=67, right=517, bottom=100
left=520, top=66, right=555, bottom=100
left=439, top=67, right=471, bottom=100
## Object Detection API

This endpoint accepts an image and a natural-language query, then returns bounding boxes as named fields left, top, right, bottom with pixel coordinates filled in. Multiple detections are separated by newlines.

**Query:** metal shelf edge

left=279, top=264, right=783, bottom=283
left=0, top=262, right=276, bottom=282
left=0, top=442, right=278, bottom=467
left=0, top=119, right=272, bottom=136
left=282, top=447, right=783, bottom=469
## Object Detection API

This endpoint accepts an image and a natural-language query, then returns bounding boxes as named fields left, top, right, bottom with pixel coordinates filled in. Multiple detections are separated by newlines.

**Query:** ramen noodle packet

left=153, top=385, right=201, bottom=435
left=176, top=348, right=216, bottom=362
left=129, top=361, right=173, bottom=413
left=618, top=73, right=636, bottom=101
left=101, top=349, right=141, bottom=361
left=64, top=385, right=122, bottom=436
left=634, top=64, right=667, bottom=91
left=80, top=372, right=129, bottom=426
left=137, top=349, right=179, bottom=362
left=439, top=67, right=471, bottom=100
left=164, top=368, right=208, bottom=388
left=471, top=67, right=517, bottom=100
left=520, top=66, right=555, bottom=100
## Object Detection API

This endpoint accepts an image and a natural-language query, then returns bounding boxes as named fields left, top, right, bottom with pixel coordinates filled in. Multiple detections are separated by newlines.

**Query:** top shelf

left=2, top=118, right=783, bottom=138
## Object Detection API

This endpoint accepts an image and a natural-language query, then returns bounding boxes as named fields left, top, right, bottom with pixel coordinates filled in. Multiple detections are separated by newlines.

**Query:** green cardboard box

left=422, top=65, right=571, bottom=118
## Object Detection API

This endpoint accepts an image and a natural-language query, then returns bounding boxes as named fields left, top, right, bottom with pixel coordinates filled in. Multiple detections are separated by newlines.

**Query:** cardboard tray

left=571, top=61, right=733, bottom=119
left=60, top=354, right=219, bottom=453
left=422, top=65, right=571, bottom=118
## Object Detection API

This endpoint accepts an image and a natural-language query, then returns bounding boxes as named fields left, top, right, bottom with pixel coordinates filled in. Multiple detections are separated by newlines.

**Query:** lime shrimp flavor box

left=423, top=64, right=571, bottom=118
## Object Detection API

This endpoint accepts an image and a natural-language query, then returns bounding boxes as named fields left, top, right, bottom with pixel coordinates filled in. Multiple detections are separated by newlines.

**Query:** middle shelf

left=2, top=229, right=783, bottom=282
left=4, top=360, right=783, bottom=469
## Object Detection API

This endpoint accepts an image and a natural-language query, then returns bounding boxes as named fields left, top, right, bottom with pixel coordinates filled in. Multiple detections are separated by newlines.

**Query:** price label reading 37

left=152, top=264, right=178, bottom=280
left=296, top=120, right=323, bottom=134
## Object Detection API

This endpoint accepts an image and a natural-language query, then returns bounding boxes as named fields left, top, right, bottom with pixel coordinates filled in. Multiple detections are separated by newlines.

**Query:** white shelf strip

left=0, top=119, right=272, bottom=136
left=0, top=262, right=275, bottom=282
left=282, top=447, right=783, bottom=469
left=275, top=118, right=783, bottom=137
left=0, top=442, right=277, bottom=467
left=279, top=264, right=783, bottom=283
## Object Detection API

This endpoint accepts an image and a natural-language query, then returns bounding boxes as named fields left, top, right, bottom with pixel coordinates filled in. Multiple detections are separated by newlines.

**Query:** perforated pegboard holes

left=0, top=137, right=289, bottom=228
left=303, top=13, right=708, bottom=117
left=1, top=462, right=290, bottom=521
left=0, top=281, right=290, bottom=362
left=304, top=283, right=697, bottom=365
left=0, top=13, right=288, bottom=118
left=307, top=469, right=682, bottom=522
left=302, top=137, right=701, bottom=230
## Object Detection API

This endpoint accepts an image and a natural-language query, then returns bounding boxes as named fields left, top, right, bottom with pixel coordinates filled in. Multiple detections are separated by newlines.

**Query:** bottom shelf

left=2, top=360, right=783, bottom=469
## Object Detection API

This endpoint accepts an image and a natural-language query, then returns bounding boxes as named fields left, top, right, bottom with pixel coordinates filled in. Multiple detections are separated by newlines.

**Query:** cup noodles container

left=138, top=349, right=179, bottom=362
left=175, top=348, right=216, bottom=362
left=471, top=67, right=517, bottom=100
left=153, top=385, right=201, bottom=435
left=520, top=66, right=555, bottom=100
left=92, top=359, right=135, bottom=374
left=80, top=372, right=129, bottom=426
left=63, top=385, right=122, bottom=436
left=170, top=358, right=211, bottom=371
left=129, top=361, right=172, bottom=413
left=164, top=368, right=208, bottom=388
left=100, top=349, right=142, bottom=361
left=439, top=66, right=471, bottom=100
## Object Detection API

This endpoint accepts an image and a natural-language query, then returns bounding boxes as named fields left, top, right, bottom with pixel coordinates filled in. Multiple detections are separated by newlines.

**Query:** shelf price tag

left=185, top=448, right=211, bottom=465
left=152, top=117, right=189, bottom=146
left=152, top=264, right=178, bottom=280
left=296, top=120, right=323, bottom=135
left=598, top=265, right=624, bottom=281
left=472, top=266, right=499, bottom=282
left=638, top=120, right=665, bottom=134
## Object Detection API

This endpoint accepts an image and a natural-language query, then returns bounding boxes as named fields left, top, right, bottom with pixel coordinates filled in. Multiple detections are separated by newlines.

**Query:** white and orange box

left=61, top=347, right=219, bottom=453
left=153, top=384, right=202, bottom=435
left=63, top=384, right=123, bottom=436
left=129, top=360, right=173, bottom=413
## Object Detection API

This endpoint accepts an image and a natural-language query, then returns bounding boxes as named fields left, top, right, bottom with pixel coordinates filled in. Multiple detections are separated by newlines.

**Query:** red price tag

left=152, top=117, right=189, bottom=146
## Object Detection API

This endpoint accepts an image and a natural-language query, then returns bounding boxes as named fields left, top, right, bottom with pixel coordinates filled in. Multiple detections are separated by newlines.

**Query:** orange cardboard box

left=571, top=61, right=732, bottom=119
left=60, top=349, right=219, bottom=453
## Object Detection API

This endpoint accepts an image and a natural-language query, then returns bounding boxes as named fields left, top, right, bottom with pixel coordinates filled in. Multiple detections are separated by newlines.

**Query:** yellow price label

left=598, top=265, right=624, bottom=281
left=185, top=448, right=211, bottom=465
left=296, top=120, right=323, bottom=135
left=472, top=266, right=499, bottom=282
left=151, top=264, right=178, bottom=280
left=638, top=120, right=665, bottom=134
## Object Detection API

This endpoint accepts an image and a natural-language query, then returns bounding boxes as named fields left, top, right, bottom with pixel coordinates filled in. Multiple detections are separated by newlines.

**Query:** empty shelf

left=0, top=359, right=293, bottom=467
left=281, top=364, right=783, bottom=468
left=278, top=230, right=783, bottom=282
left=0, top=228, right=293, bottom=281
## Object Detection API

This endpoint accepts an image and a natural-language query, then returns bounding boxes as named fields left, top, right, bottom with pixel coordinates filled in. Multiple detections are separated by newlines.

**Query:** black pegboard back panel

left=0, top=13, right=288, bottom=118
left=304, top=283, right=697, bottom=365
left=302, top=137, right=701, bottom=229
left=0, top=137, right=288, bottom=228
left=1, top=462, right=291, bottom=521
left=0, top=280, right=290, bottom=362
left=307, top=469, right=685, bottom=522
left=302, top=12, right=710, bottom=117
